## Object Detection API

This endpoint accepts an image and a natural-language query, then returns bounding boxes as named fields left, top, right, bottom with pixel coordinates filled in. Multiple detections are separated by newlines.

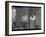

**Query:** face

left=21, top=15, right=28, bottom=22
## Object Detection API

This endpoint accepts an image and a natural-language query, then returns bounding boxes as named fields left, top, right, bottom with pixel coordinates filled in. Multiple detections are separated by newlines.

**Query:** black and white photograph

left=5, top=1, right=45, bottom=36
left=12, top=6, right=41, bottom=31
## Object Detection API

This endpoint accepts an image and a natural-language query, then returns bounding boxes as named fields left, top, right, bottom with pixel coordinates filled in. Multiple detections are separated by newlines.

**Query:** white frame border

left=9, top=2, right=44, bottom=34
